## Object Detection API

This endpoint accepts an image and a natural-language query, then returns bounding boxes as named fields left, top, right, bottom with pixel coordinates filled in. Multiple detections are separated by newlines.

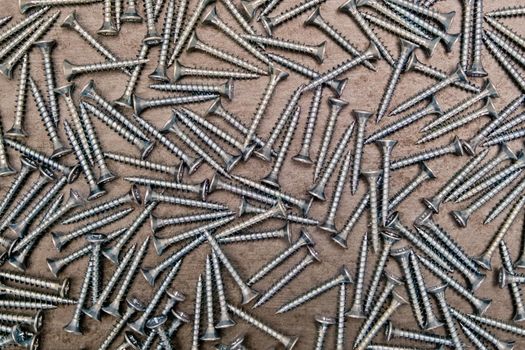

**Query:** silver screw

left=114, top=43, right=150, bottom=108
left=490, top=111, right=525, bottom=140
left=115, top=0, right=122, bottom=30
left=0, top=311, right=42, bottom=334
left=19, top=0, right=100, bottom=12
left=227, top=304, right=299, bottom=348
left=501, top=240, right=525, bottom=322
left=377, top=139, right=397, bottom=226
left=485, top=15, right=525, bottom=52
left=173, top=60, right=259, bottom=81
left=254, top=247, right=320, bottom=308
left=149, top=0, right=174, bottom=81
left=0, top=300, right=55, bottom=310
left=0, top=281, right=76, bottom=305
left=0, top=157, right=36, bottom=218
left=201, top=255, right=219, bottom=341
left=304, top=8, right=375, bottom=70
left=211, top=251, right=235, bottom=329
left=34, top=40, right=59, bottom=125
left=468, top=296, right=525, bottom=334
left=0, top=271, right=69, bottom=297
left=350, top=110, right=371, bottom=194
left=384, top=0, right=455, bottom=29
left=313, top=316, right=335, bottom=350
left=427, top=285, right=464, bottom=350
left=244, top=33, right=325, bottom=63
left=335, top=279, right=346, bottom=350
left=390, top=136, right=464, bottom=170
left=260, top=0, right=327, bottom=36
left=6, top=54, right=29, bottom=138
left=384, top=321, right=453, bottom=346
left=361, top=170, right=382, bottom=252
left=332, top=191, right=370, bottom=248
left=468, top=0, right=487, bottom=76
left=206, top=172, right=278, bottom=206
left=238, top=197, right=318, bottom=226
left=221, top=0, right=257, bottom=35
left=387, top=162, right=436, bottom=212
left=86, top=233, right=106, bottom=304
left=104, top=151, right=181, bottom=178
left=294, top=86, right=323, bottom=165
left=63, top=58, right=147, bottom=81
left=460, top=323, right=490, bottom=350
left=239, top=0, right=265, bottom=19
left=483, top=126, right=525, bottom=147
left=486, top=6, right=525, bottom=18
left=145, top=186, right=227, bottom=211
left=346, top=234, right=368, bottom=318
left=63, top=255, right=93, bottom=335
left=130, top=178, right=207, bottom=203
left=0, top=7, right=49, bottom=44
left=98, top=0, right=117, bottom=35
left=0, top=16, right=46, bottom=64
left=150, top=79, right=233, bottom=99
left=277, top=266, right=352, bottom=314
left=146, top=315, right=173, bottom=350
left=143, top=0, right=161, bottom=44
left=133, top=93, right=218, bottom=115
left=121, top=0, right=142, bottom=22
left=314, top=97, right=349, bottom=180
left=191, top=275, right=203, bottom=350
left=459, top=0, right=474, bottom=70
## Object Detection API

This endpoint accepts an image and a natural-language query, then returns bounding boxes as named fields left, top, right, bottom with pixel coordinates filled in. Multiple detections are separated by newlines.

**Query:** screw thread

left=11, top=54, right=29, bottom=131
left=487, top=6, right=525, bottom=17
left=271, top=0, right=326, bottom=27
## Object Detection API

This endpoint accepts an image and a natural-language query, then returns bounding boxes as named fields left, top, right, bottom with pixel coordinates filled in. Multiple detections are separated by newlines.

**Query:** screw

left=385, top=0, right=455, bottom=29
left=260, top=0, right=326, bottom=36
left=63, top=58, right=147, bottom=81
left=390, top=136, right=464, bottom=170
left=0, top=281, right=76, bottom=305
left=485, top=15, right=525, bottom=52
left=468, top=301, right=525, bottom=335
left=0, top=11, right=60, bottom=79
left=27, top=77, right=70, bottom=158
left=85, top=233, right=106, bottom=304
left=388, top=162, right=437, bottom=213
left=98, top=297, right=146, bottom=350
left=141, top=0, right=160, bottom=44
left=0, top=7, right=48, bottom=44
left=346, top=234, right=368, bottom=318
left=0, top=311, right=43, bottom=334
left=460, top=323, right=490, bottom=350
left=150, top=79, right=233, bottom=99
left=145, top=186, right=227, bottom=212
left=104, top=151, right=181, bottom=178
left=459, top=0, right=475, bottom=70
left=361, top=170, right=382, bottom=252
left=210, top=251, right=235, bottom=329
left=227, top=304, right=299, bottom=349
left=349, top=110, right=371, bottom=194
left=148, top=0, right=174, bottom=81
left=377, top=139, right=396, bottom=226
left=0, top=157, right=36, bottom=218
left=0, top=271, right=69, bottom=297
left=114, top=43, right=150, bottom=108
left=244, top=34, right=326, bottom=63
left=335, top=279, right=347, bottom=350
left=419, top=254, right=492, bottom=315
left=499, top=268, right=525, bottom=287
left=6, top=54, right=29, bottom=138
left=35, top=39, right=60, bottom=123
left=221, top=0, right=257, bottom=35
left=490, top=112, right=525, bottom=141
left=242, top=67, right=289, bottom=156
left=122, top=0, right=142, bottom=21
left=201, top=255, right=219, bottom=341
left=391, top=65, right=467, bottom=116
left=129, top=177, right=207, bottom=203
left=98, top=0, right=117, bottom=35
left=483, top=126, right=525, bottom=147
left=293, top=86, right=323, bottom=165
left=267, top=52, right=347, bottom=95
left=186, top=32, right=266, bottom=75
left=133, top=93, right=218, bottom=116
left=254, top=247, right=320, bottom=308
left=0, top=17, right=46, bottom=63
left=173, top=60, right=258, bottom=81
left=313, top=316, right=335, bottom=350
left=277, top=266, right=352, bottom=314
left=384, top=321, right=453, bottom=346
left=239, top=0, right=266, bottom=19
left=426, top=285, right=464, bottom=350
left=332, top=190, right=369, bottom=248
left=63, top=256, right=93, bottom=334
left=468, top=0, right=487, bottom=76
left=303, top=42, right=381, bottom=92
left=191, top=275, right=203, bottom=350
left=487, top=6, right=525, bottom=18
left=146, top=315, right=173, bottom=350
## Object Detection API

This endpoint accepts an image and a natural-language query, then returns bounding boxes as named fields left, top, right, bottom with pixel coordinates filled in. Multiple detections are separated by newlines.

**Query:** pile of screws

left=3, top=0, right=525, bottom=348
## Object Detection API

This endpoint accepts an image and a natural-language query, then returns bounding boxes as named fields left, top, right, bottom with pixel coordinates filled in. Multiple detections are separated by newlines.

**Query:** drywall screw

left=134, top=114, right=201, bottom=173
left=258, top=0, right=281, bottom=19
left=98, top=0, right=117, bottom=35
left=150, top=80, right=233, bottom=99
left=211, top=251, right=235, bottom=328
left=387, top=212, right=454, bottom=272
left=485, top=16, right=525, bottom=51
left=248, top=230, right=314, bottom=286
left=385, top=0, right=455, bottom=29
left=260, top=0, right=326, bottom=36
left=335, top=280, right=346, bottom=350
left=277, top=266, right=352, bottom=313
left=149, top=0, right=174, bottom=81
left=450, top=307, right=515, bottom=350
left=204, top=230, right=259, bottom=304
left=84, top=245, right=136, bottom=320
left=64, top=121, right=106, bottom=201
left=0, top=157, right=36, bottom=218
left=419, top=255, right=492, bottom=315
left=191, top=275, right=203, bottom=350
left=83, top=103, right=154, bottom=159
left=104, top=151, right=181, bottom=178
left=173, top=60, right=259, bottom=81
left=460, top=323, right=491, bottom=350
left=390, top=248, right=425, bottom=329
left=86, top=233, right=106, bottom=304
left=1, top=326, right=38, bottom=350
left=146, top=316, right=173, bottom=350
left=114, top=43, right=150, bottom=108
left=227, top=304, right=299, bottom=349
left=294, top=86, right=323, bottom=164
left=377, top=139, right=397, bottom=226
left=0, top=300, right=55, bottom=310
left=221, top=0, right=257, bottom=35
left=169, top=0, right=186, bottom=48
left=201, top=255, right=219, bottom=341
left=128, top=177, right=207, bottom=202
left=320, top=150, right=352, bottom=232
left=484, top=34, right=525, bottom=93
left=42, top=192, right=63, bottom=223
left=52, top=208, right=132, bottom=251
left=350, top=110, right=371, bottom=193
left=448, top=143, right=516, bottom=201
left=391, top=66, right=466, bottom=116
left=314, top=97, right=348, bottom=180
left=361, top=170, right=382, bottom=252
left=0, top=7, right=48, bottom=44
left=242, top=67, right=289, bottom=156
left=486, top=29, right=525, bottom=70
left=0, top=11, right=60, bottom=79
left=122, top=0, right=142, bottom=22
left=64, top=256, right=93, bottom=334
left=262, top=107, right=301, bottom=188
left=61, top=11, right=131, bottom=75
left=6, top=54, right=29, bottom=138
left=491, top=111, right=525, bottom=139
left=487, top=6, right=525, bottom=17
left=423, top=79, right=499, bottom=132
left=244, top=34, right=326, bottom=63
left=238, top=198, right=318, bottom=226
left=55, top=84, right=92, bottom=165
left=114, top=0, right=122, bottom=30
left=129, top=261, right=182, bottom=334
left=404, top=52, right=480, bottom=93
left=158, top=311, right=189, bottom=350
left=346, top=234, right=368, bottom=318
left=390, top=136, right=464, bottom=170
left=171, top=0, right=215, bottom=59
left=355, top=293, right=408, bottom=350
left=239, top=0, right=265, bottom=19
left=500, top=269, right=525, bottom=286
left=103, top=201, right=157, bottom=264
left=427, top=286, right=464, bottom=350
left=0, top=271, right=69, bottom=297
left=364, top=231, right=401, bottom=315
left=313, top=316, right=335, bottom=350
left=453, top=169, right=523, bottom=227
left=0, top=312, right=42, bottom=333
left=468, top=0, right=487, bottom=76
left=9, top=175, right=67, bottom=238
left=267, top=53, right=347, bottom=97
left=133, top=93, right=217, bottom=115
left=63, top=58, right=147, bottom=81
left=0, top=16, right=46, bottom=63
left=27, top=77, right=70, bottom=158
left=468, top=307, right=525, bottom=335
left=151, top=217, right=233, bottom=256
left=98, top=297, right=146, bottom=350
left=185, top=33, right=266, bottom=75
left=103, top=236, right=149, bottom=317
left=388, top=162, right=436, bottom=212
left=254, top=247, right=320, bottom=308
left=424, top=148, right=489, bottom=212
left=80, top=80, right=149, bottom=141
left=176, top=111, right=241, bottom=172
left=409, top=252, right=443, bottom=329
left=384, top=321, right=453, bottom=346
left=0, top=139, right=80, bottom=183
left=145, top=187, right=227, bottom=212
left=459, top=0, right=474, bottom=71
left=142, top=0, right=160, bottom=44
left=0, top=281, right=76, bottom=305
left=34, top=40, right=59, bottom=125
left=455, top=153, right=525, bottom=203
left=153, top=0, right=166, bottom=20
left=483, top=126, right=525, bottom=146
left=19, top=0, right=100, bottom=12
left=303, top=42, right=380, bottom=92
left=256, top=85, right=304, bottom=161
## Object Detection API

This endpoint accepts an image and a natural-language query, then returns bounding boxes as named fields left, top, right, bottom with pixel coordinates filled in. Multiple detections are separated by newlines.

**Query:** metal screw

left=114, top=43, right=150, bottom=108
left=384, top=0, right=455, bottom=29
left=468, top=0, right=487, bottom=76
left=460, top=323, right=490, bottom=350
left=211, top=251, right=235, bottom=329
left=346, top=234, right=368, bottom=318
left=104, top=151, right=181, bottom=178
left=98, top=0, right=117, bottom=35
left=145, top=186, right=227, bottom=212
left=0, top=271, right=69, bottom=298
left=150, top=80, right=233, bottom=99
left=149, top=0, right=174, bottom=81
left=490, top=111, right=525, bottom=140
left=142, top=0, right=160, bottom=44
left=483, top=33, right=525, bottom=91
left=350, top=110, right=371, bottom=194
left=332, top=191, right=369, bottom=248
left=390, top=136, right=464, bottom=170
left=0, top=7, right=48, bottom=44
left=122, top=0, right=142, bottom=22
left=63, top=58, right=147, bottom=81
left=459, top=0, right=474, bottom=70
left=384, top=321, right=453, bottom=346
left=0, top=281, right=76, bottom=305
left=313, top=316, right=334, bottom=350
left=361, top=170, right=382, bottom=252
left=63, top=256, right=93, bottom=334
left=201, top=255, right=219, bottom=341
left=146, top=315, right=173, bottom=350
left=0, top=16, right=46, bottom=64
left=427, top=285, right=464, bottom=350
left=486, top=6, right=525, bottom=18
left=468, top=301, right=525, bottom=335
left=191, top=275, right=203, bottom=350
left=6, top=54, right=29, bottom=138
left=377, top=139, right=396, bottom=226
left=485, top=15, right=525, bottom=52
left=0, top=157, right=36, bottom=218
left=133, top=93, right=218, bottom=115
left=244, top=34, right=325, bottom=63
left=260, top=0, right=327, bottom=36
left=277, top=266, right=352, bottom=314
left=388, top=162, right=436, bottom=212
left=293, top=86, right=323, bottom=165
left=173, top=60, right=258, bottom=81
left=205, top=172, right=279, bottom=206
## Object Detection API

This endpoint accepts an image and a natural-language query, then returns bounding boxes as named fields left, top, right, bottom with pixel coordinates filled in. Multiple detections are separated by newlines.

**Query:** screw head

left=146, top=315, right=167, bottom=329
left=315, top=315, right=336, bottom=325
left=86, top=233, right=107, bottom=244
